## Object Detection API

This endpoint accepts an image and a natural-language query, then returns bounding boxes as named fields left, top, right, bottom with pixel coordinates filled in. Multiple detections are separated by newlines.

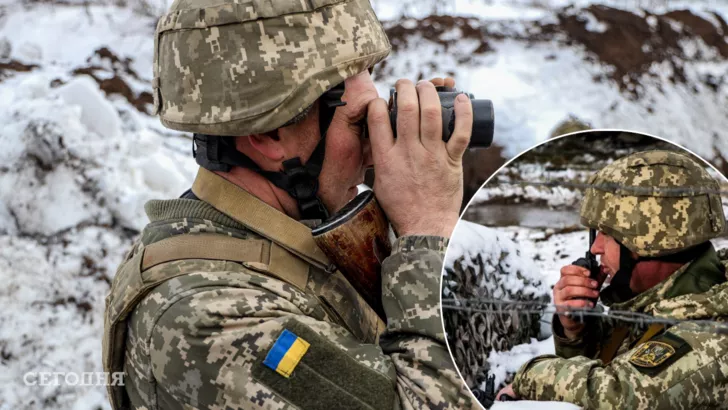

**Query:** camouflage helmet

left=152, top=0, right=391, bottom=136
left=580, top=150, right=726, bottom=258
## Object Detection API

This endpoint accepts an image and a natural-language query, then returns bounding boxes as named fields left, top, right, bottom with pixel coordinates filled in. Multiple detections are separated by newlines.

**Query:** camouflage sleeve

left=379, top=235, right=477, bottom=409
left=552, top=315, right=604, bottom=359
left=512, top=324, right=728, bottom=409
left=142, top=235, right=477, bottom=410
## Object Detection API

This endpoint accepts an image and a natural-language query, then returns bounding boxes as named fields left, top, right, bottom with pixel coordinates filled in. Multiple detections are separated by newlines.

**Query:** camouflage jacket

left=513, top=243, right=728, bottom=409
left=117, top=197, right=476, bottom=410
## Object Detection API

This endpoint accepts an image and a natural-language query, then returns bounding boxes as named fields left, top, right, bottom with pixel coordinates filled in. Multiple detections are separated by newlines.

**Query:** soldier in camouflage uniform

left=497, top=150, right=728, bottom=409
left=102, top=0, right=479, bottom=409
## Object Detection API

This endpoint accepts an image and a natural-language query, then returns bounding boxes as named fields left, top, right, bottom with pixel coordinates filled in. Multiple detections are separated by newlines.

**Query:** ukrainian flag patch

left=263, top=329, right=310, bottom=378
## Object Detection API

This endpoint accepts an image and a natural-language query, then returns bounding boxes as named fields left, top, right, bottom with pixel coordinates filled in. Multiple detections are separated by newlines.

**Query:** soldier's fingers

left=445, top=93, right=472, bottom=161
left=562, top=299, right=594, bottom=309
left=367, top=98, right=394, bottom=159
left=416, top=81, right=443, bottom=149
left=560, top=286, right=600, bottom=301
left=394, top=79, right=420, bottom=146
left=429, top=77, right=444, bottom=87
left=443, top=77, right=455, bottom=88
left=560, top=264, right=591, bottom=277
left=557, top=276, right=598, bottom=290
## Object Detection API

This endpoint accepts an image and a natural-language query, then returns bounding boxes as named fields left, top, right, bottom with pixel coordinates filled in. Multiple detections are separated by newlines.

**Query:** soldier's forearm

left=512, top=354, right=671, bottom=410
left=553, top=314, right=603, bottom=359
left=513, top=355, right=608, bottom=406
left=380, top=235, right=448, bottom=340
left=379, top=235, right=478, bottom=409
left=553, top=315, right=591, bottom=358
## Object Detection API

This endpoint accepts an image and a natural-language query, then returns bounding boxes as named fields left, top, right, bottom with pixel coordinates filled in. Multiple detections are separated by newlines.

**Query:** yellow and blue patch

left=263, top=329, right=310, bottom=378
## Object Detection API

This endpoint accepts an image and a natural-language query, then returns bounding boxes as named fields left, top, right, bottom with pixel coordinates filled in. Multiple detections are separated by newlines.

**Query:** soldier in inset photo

left=441, top=131, right=728, bottom=409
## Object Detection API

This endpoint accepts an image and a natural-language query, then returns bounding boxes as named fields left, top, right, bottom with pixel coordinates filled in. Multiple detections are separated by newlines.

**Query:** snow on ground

left=497, top=228, right=588, bottom=292
left=372, top=0, right=728, bottom=21
left=375, top=4, right=728, bottom=162
left=444, top=220, right=553, bottom=299
left=492, top=400, right=581, bottom=410
left=385, top=35, right=728, bottom=160
left=0, top=3, right=195, bottom=408
left=0, top=74, right=195, bottom=408
left=487, top=336, right=556, bottom=390
left=0, top=72, right=196, bottom=235
left=469, top=163, right=592, bottom=208
left=471, top=183, right=584, bottom=208
left=0, top=229, right=128, bottom=410
left=0, top=5, right=154, bottom=74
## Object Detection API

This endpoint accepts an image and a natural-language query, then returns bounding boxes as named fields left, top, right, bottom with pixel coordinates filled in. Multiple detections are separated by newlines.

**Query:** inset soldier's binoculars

left=321, top=85, right=494, bottom=148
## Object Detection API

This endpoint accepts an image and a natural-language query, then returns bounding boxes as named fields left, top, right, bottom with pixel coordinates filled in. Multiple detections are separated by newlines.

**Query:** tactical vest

left=102, top=168, right=386, bottom=410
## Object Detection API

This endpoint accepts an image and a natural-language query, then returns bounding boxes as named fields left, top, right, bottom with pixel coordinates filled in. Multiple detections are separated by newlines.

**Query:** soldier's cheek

left=326, top=134, right=365, bottom=181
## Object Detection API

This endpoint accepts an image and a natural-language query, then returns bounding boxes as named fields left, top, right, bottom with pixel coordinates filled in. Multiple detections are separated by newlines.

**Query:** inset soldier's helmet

left=151, top=0, right=391, bottom=220
left=580, top=150, right=725, bottom=258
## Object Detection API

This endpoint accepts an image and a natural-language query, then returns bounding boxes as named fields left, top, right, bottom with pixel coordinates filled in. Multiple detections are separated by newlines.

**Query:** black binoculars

left=321, top=84, right=494, bottom=148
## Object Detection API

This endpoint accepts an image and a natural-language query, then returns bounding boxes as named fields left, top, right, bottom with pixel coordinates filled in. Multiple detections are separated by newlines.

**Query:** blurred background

left=1, top=0, right=728, bottom=408
left=442, top=131, right=728, bottom=409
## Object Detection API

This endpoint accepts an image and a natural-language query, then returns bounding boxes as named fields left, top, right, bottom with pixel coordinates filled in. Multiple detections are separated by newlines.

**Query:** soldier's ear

left=246, top=132, right=285, bottom=162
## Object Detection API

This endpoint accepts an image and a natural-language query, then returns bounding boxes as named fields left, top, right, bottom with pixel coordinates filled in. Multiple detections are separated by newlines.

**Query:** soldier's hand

left=496, top=384, right=517, bottom=401
left=367, top=77, right=472, bottom=238
left=427, top=77, right=456, bottom=88
left=554, top=264, right=600, bottom=338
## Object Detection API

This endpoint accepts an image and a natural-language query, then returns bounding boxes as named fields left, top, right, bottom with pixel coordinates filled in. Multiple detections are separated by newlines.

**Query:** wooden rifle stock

left=312, top=191, right=391, bottom=319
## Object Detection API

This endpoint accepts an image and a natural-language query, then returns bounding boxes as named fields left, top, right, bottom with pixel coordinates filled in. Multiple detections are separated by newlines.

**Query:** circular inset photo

left=441, top=130, right=728, bottom=409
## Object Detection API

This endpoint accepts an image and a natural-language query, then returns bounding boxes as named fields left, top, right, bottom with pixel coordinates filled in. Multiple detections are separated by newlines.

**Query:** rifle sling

left=600, top=326, right=630, bottom=365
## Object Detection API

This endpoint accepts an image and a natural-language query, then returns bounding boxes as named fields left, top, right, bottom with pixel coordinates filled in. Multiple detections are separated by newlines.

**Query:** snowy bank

left=442, top=220, right=552, bottom=392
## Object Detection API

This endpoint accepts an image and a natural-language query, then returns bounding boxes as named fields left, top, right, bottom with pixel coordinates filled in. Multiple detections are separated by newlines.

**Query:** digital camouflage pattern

left=442, top=250, right=548, bottom=390
left=153, top=0, right=391, bottom=136
left=512, top=243, right=728, bottom=409
left=580, top=150, right=726, bottom=257
left=109, top=198, right=478, bottom=410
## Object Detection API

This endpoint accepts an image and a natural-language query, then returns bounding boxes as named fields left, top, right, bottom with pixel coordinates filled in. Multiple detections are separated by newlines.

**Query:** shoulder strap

left=634, top=323, right=666, bottom=347
left=141, top=233, right=310, bottom=291
left=191, top=168, right=332, bottom=270
left=599, top=323, right=666, bottom=365
left=600, top=326, right=630, bottom=364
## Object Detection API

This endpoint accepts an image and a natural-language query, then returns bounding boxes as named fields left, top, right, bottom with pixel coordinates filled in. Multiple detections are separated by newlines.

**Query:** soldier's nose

left=591, top=232, right=605, bottom=254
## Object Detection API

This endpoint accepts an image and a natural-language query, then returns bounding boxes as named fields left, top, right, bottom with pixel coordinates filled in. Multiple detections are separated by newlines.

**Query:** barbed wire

left=454, top=178, right=728, bottom=333
left=441, top=298, right=728, bottom=333
left=491, top=179, right=728, bottom=196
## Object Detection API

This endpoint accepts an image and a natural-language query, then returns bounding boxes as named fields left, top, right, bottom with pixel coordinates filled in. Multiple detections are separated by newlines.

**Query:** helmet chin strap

left=600, top=242, right=639, bottom=304
left=191, top=84, right=347, bottom=221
